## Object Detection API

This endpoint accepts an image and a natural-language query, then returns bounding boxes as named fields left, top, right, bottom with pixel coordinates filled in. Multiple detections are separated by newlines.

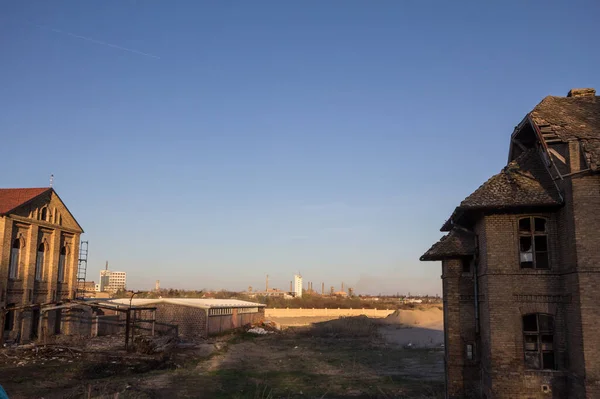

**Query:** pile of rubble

left=245, top=319, right=281, bottom=335
left=133, top=335, right=178, bottom=354
left=1, top=343, right=84, bottom=367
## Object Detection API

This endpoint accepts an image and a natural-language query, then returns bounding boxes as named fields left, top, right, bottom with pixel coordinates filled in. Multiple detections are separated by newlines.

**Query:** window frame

left=461, top=257, right=472, bottom=274
left=518, top=216, right=549, bottom=270
left=57, top=245, right=68, bottom=283
left=466, top=343, right=474, bottom=361
left=9, top=238, right=21, bottom=279
left=35, top=242, right=45, bottom=282
left=523, top=313, right=556, bottom=370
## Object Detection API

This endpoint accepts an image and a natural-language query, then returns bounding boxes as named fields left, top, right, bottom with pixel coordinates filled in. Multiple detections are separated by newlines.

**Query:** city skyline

left=2, top=2, right=599, bottom=296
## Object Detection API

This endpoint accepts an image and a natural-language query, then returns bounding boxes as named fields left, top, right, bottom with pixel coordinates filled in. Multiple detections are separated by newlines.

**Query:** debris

left=247, top=327, right=272, bottom=335
left=133, top=335, right=177, bottom=354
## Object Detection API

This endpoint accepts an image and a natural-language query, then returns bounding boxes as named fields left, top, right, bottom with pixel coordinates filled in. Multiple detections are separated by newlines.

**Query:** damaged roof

left=458, top=149, right=562, bottom=210
left=530, top=90, right=600, bottom=168
left=440, top=149, right=562, bottom=231
left=420, top=228, right=476, bottom=261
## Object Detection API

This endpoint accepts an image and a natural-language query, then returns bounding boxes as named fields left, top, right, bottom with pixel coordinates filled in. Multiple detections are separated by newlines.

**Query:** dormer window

left=519, top=217, right=549, bottom=269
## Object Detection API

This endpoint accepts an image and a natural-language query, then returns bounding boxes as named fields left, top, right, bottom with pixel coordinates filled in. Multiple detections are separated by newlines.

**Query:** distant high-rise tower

left=155, top=280, right=160, bottom=291
left=294, top=274, right=303, bottom=298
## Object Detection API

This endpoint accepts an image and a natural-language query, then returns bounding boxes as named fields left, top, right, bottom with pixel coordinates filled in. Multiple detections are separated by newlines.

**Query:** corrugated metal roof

left=100, top=298, right=266, bottom=309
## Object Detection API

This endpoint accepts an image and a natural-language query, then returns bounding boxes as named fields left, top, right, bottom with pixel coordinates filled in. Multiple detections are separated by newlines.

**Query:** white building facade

left=99, top=270, right=127, bottom=292
left=293, top=274, right=303, bottom=298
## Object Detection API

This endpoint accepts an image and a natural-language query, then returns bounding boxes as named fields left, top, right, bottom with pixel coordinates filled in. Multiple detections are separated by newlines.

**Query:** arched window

left=57, top=246, right=67, bottom=283
left=519, top=217, right=549, bottom=269
left=9, top=239, right=21, bottom=279
left=40, top=207, right=48, bottom=221
left=523, top=314, right=555, bottom=370
left=35, top=242, right=45, bottom=281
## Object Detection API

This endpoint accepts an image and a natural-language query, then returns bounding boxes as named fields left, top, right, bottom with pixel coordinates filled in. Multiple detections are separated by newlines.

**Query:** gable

left=7, top=189, right=83, bottom=233
left=0, top=188, right=51, bottom=214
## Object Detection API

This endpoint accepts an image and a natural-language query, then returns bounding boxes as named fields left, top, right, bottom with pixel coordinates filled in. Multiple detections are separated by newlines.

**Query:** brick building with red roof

left=1, top=187, right=83, bottom=342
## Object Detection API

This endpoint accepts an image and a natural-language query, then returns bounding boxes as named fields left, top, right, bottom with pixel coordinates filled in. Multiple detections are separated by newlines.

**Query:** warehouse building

left=98, top=298, right=266, bottom=338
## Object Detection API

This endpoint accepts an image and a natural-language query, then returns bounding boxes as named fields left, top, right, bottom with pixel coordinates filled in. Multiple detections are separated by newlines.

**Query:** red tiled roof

left=0, top=188, right=52, bottom=215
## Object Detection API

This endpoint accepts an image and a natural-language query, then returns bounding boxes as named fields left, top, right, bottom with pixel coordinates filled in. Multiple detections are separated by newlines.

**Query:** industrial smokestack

left=290, top=281, right=293, bottom=292
left=322, top=282, right=324, bottom=295
left=341, top=282, right=344, bottom=292
left=266, top=274, right=269, bottom=291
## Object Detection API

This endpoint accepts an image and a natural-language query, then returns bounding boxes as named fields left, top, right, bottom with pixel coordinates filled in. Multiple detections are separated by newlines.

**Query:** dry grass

left=307, top=315, right=381, bottom=338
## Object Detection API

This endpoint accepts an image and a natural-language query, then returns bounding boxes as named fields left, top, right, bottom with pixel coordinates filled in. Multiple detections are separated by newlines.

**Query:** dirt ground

left=0, top=316, right=444, bottom=399
left=271, top=307, right=444, bottom=349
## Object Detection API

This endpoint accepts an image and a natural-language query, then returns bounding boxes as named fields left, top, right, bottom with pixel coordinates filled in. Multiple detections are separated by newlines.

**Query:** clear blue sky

left=1, top=1, right=598, bottom=295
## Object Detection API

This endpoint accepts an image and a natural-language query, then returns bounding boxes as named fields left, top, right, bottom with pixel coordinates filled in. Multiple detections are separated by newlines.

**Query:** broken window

left=9, top=238, right=21, bottom=279
left=35, top=242, right=45, bottom=281
left=4, top=304, right=15, bottom=332
left=58, top=246, right=67, bottom=283
left=519, top=217, right=549, bottom=269
left=523, top=313, right=555, bottom=370
left=462, top=258, right=471, bottom=273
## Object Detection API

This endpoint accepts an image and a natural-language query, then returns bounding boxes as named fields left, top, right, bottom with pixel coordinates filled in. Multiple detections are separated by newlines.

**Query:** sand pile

left=384, top=308, right=443, bottom=330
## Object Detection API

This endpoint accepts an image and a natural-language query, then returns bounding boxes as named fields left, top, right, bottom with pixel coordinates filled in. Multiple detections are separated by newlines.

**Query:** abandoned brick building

left=0, top=187, right=83, bottom=342
left=421, top=88, right=600, bottom=398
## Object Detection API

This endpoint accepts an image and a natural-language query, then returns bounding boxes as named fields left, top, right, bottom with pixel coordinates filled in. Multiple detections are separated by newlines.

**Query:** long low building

left=96, top=298, right=266, bottom=338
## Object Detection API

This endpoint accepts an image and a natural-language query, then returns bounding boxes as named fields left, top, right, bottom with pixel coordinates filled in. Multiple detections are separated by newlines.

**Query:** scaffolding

left=76, top=241, right=89, bottom=299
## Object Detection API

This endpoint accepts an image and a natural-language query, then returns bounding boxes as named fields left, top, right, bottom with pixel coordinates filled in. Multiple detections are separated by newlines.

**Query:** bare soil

left=0, top=317, right=444, bottom=399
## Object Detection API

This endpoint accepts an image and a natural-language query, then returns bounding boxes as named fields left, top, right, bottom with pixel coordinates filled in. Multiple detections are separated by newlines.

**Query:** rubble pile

left=245, top=319, right=281, bottom=335
left=133, top=335, right=177, bottom=354
left=1, top=344, right=84, bottom=367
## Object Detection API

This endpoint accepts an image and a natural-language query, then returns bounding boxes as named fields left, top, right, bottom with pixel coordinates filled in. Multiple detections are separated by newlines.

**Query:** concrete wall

left=265, top=308, right=394, bottom=318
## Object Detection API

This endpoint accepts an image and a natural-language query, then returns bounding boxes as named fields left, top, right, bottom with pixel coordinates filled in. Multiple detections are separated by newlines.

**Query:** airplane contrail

left=32, top=23, right=160, bottom=59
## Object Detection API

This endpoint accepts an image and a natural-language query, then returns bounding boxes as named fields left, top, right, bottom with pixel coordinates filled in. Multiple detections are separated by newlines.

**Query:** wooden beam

left=548, top=148, right=566, bottom=164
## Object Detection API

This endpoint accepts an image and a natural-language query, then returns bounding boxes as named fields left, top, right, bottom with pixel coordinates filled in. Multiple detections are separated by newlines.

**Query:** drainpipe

left=473, top=235, right=480, bottom=334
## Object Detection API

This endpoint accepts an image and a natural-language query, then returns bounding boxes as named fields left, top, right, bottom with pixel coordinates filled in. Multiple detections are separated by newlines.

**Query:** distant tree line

left=111, top=289, right=441, bottom=310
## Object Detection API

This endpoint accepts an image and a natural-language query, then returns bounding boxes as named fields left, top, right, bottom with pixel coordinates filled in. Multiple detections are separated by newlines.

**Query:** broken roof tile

left=457, top=149, right=562, bottom=210
left=420, top=228, right=476, bottom=261
left=530, top=93, right=600, bottom=168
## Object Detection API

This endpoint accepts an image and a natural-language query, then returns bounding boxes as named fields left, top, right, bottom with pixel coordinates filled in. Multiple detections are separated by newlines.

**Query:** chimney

left=567, top=88, right=596, bottom=98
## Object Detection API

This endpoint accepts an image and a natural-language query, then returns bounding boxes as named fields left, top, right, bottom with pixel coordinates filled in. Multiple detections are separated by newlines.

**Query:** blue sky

left=1, top=1, right=598, bottom=295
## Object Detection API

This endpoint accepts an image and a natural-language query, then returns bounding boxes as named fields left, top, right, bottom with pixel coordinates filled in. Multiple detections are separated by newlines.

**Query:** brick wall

left=442, top=257, right=481, bottom=398
left=571, top=174, right=600, bottom=397
left=142, top=303, right=208, bottom=338
left=1, top=190, right=82, bottom=343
